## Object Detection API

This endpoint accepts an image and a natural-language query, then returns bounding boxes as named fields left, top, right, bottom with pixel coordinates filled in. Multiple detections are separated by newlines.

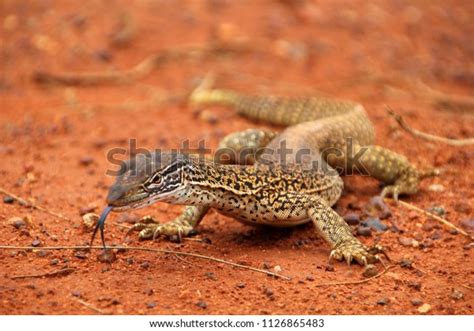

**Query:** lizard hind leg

left=326, top=143, right=438, bottom=200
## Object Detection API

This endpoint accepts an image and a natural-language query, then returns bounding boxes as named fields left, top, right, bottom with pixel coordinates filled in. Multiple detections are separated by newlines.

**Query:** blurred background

left=0, top=0, right=473, bottom=315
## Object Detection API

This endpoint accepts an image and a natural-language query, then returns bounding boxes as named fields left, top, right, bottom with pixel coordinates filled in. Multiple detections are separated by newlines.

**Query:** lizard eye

left=150, top=173, right=162, bottom=184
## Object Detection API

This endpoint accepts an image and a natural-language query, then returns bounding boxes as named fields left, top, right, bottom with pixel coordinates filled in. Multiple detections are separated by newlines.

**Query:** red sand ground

left=0, top=0, right=473, bottom=314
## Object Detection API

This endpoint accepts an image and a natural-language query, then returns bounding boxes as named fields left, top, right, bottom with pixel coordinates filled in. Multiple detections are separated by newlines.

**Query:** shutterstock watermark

left=105, top=138, right=370, bottom=177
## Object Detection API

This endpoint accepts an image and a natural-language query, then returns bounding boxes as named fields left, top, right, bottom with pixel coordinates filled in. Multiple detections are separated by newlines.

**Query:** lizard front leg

left=127, top=206, right=208, bottom=241
left=309, top=199, right=382, bottom=265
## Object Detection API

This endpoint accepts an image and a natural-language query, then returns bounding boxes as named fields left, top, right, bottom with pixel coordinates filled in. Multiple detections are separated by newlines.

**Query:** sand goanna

left=93, top=88, right=437, bottom=265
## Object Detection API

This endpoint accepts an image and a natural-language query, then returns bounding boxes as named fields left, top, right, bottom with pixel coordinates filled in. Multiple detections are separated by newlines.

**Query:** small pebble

left=411, top=298, right=423, bottom=306
left=450, top=289, right=463, bottom=300
left=169, top=235, right=181, bottom=243
left=420, top=239, right=433, bottom=248
left=202, top=237, right=212, bottom=244
left=430, top=230, right=441, bottom=240
left=79, top=156, right=94, bottom=166
left=147, top=301, right=157, bottom=309
left=262, top=262, right=272, bottom=270
left=363, top=218, right=388, bottom=232
left=50, top=258, right=59, bottom=265
left=399, top=258, right=413, bottom=269
left=428, top=184, right=445, bottom=192
left=111, top=299, right=120, bottom=305
left=140, top=261, right=150, bottom=269
left=343, top=213, right=360, bottom=225
left=71, top=290, right=81, bottom=297
left=376, top=297, right=390, bottom=305
left=97, top=250, right=116, bottom=263
left=407, top=280, right=422, bottom=291
left=9, top=217, right=26, bottom=229
left=386, top=272, right=401, bottom=281
left=325, top=265, right=335, bottom=272
left=398, top=236, right=419, bottom=248
left=94, top=49, right=113, bottom=62
left=366, top=196, right=392, bottom=219
left=236, top=282, right=246, bottom=289
left=31, top=239, right=41, bottom=247
left=204, top=272, right=217, bottom=281
left=426, top=206, right=445, bottom=216
left=460, top=218, right=474, bottom=231
left=273, top=265, right=282, bottom=273
left=357, top=225, right=372, bottom=236
left=74, top=251, right=87, bottom=259
left=421, top=221, right=436, bottom=232
left=82, top=213, right=98, bottom=229
left=3, top=196, right=14, bottom=204
left=348, top=201, right=362, bottom=210
left=35, top=250, right=49, bottom=258
left=196, top=301, right=208, bottom=309
left=449, top=228, right=459, bottom=236
left=306, top=275, right=315, bottom=281
left=362, top=264, right=378, bottom=278
left=417, top=303, right=431, bottom=314
left=263, top=287, right=274, bottom=297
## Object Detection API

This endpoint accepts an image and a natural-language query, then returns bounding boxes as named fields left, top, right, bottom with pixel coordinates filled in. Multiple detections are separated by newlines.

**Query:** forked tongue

left=91, top=205, right=113, bottom=250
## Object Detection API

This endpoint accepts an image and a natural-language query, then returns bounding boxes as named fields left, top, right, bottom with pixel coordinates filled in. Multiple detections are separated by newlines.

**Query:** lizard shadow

left=227, top=222, right=322, bottom=250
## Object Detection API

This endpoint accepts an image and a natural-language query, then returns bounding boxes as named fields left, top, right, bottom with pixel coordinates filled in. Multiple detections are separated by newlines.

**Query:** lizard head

left=106, top=151, right=190, bottom=211
left=92, top=151, right=194, bottom=249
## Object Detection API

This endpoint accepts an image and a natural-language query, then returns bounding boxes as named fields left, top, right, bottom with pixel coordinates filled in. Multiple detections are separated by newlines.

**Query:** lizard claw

left=329, top=240, right=377, bottom=266
left=124, top=215, right=161, bottom=240
left=125, top=215, right=193, bottom=241
left=381, top=185, right=400, bottom=201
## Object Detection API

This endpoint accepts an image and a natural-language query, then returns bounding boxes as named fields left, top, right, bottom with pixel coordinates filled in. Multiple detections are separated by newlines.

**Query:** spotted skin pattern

left=114, top=89, right=436, bottom=265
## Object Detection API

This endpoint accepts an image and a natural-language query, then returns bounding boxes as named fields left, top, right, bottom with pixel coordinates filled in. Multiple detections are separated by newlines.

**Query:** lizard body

left=101, top=89, right=436, bottom=265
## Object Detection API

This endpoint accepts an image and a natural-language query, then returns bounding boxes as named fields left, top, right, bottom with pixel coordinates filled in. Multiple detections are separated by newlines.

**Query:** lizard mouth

left=108, top=192, right=166, bottom=211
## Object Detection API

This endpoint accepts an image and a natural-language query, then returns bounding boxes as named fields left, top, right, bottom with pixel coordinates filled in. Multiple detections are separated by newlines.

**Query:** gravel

left=376, top=297, right=390, bottom=305
left=3, top=196, right=14, bottom=204
left=9, top=217, right=26, bottom=229
left=362, top=264, right=378, bottom=278
left=31, top=239, right=41, bottom=247
left=357, top=225, right=372, bottom=236
left=196, top=301, right=208, bottom=309
left=343, top=213, right=360, bottom=225
left=97, top=250, right=116, bottom=263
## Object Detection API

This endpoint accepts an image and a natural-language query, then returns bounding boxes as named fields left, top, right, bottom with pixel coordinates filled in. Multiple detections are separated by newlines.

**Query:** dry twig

left=73, top=297, right=106, bottom=314
left=385, top=198, right=472, bottom=239
left=10, top=267, right=75, bottom=280
left=0, top=187, right=70, bottom=221
left=0, top=245, right=291, bottom=280
left=315, top=265, right=394, bottom=287
left=387, top=107, right=474, bottom=146
left=33, top=41, right=253, bottom=86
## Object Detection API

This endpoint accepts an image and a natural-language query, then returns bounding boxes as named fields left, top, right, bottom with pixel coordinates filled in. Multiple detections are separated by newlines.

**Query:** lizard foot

left=381, top=167, right=439, bottom=201
left=329, top=241, right=384, bottom=266
left=125, top=216, right=193, bottom=241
